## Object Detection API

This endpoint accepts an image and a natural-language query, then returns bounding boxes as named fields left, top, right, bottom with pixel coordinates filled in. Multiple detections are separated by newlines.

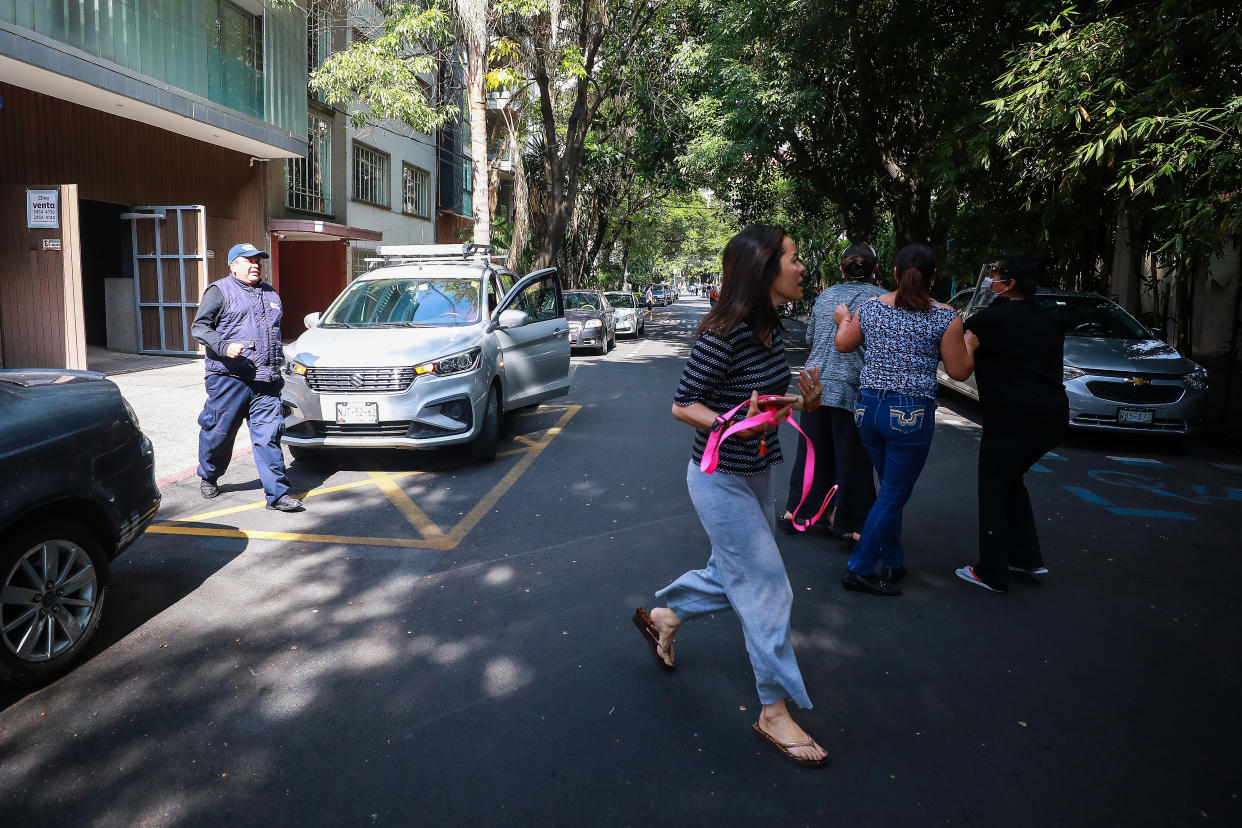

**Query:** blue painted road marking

left=1064, top=485, right=1194, bottom=520
left=1106, top=456, right=1168, bottom=467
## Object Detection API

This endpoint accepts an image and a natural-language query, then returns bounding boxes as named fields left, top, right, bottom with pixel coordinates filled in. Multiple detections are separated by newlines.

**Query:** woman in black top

left=954, top=253, right=1069, bottom=593
left=632, top=225, right=829, bottom=768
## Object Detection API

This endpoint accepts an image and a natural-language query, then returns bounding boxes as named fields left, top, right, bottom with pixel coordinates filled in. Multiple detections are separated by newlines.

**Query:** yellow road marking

left=148, top=404, right=580, bottom=550
left=368, top=471, right=444, bottom=539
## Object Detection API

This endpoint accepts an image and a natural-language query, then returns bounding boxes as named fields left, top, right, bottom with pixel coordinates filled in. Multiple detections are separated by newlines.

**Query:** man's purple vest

left=204, top=275, right=284, bottom=383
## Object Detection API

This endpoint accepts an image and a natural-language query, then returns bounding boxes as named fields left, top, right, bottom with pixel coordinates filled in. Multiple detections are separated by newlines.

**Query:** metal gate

left=127, top=205, right=207, bottom=355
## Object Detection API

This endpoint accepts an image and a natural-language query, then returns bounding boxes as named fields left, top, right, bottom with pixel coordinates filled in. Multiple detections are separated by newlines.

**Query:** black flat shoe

left=841, top=570, right=902, bottom=596
left=882, top=566, right=907, bottom=583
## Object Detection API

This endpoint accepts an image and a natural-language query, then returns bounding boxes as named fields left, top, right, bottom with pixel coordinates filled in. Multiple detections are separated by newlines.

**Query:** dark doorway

left=78, top=200, right=132, bottom=347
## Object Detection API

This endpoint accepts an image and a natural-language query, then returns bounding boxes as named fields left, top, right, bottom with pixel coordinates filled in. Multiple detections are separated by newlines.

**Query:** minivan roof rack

left=373, top=243, right=494, bottom=264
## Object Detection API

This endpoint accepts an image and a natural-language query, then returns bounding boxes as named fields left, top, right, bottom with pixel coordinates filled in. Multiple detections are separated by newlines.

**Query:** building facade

left=265, top=1, right=440, bottom=339
left=0, top=0, right=308, bottom=368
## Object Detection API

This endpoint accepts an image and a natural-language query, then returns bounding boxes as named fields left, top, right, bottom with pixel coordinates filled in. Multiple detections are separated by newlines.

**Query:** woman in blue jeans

left=832, top=245, right=974, bottom=596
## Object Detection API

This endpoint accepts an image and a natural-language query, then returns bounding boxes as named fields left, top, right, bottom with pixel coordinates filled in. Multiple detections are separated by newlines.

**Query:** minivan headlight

left=282, top=358, right=308, bottom=377
left=416, top=347, right=482, bottom=377
left=1063, top=364, right=1086, bottom=381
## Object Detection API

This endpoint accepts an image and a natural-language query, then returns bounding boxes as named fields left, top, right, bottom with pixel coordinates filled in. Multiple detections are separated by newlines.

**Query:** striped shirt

left=673, top=322, right=791, bottom=475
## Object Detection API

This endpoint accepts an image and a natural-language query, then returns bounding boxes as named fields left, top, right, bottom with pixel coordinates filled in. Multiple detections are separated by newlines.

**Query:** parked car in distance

left=938, top=268, right=1209, bottom=434
left=0, top=370, right=160, bottom=684
left=563, top=289, right=617, bottom=355
left=604, top=291, right=645, bottom=338
left=281, top=244, right=570, bottom=463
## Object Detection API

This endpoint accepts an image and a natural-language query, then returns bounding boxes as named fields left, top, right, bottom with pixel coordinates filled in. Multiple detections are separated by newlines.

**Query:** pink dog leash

left=701, top=395, right=836, bottom=532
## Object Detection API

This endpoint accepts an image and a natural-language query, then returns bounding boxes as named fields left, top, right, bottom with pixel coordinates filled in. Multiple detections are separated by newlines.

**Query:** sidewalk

left=90, top=349, right=216, bottom=485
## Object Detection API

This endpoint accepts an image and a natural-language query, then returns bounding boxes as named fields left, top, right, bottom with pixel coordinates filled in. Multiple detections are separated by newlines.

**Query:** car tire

left=0, top=518, right=109, bottom=684
left=471, top=386, right=500, bottom=462
left=595, top=336, right=607, bottom=356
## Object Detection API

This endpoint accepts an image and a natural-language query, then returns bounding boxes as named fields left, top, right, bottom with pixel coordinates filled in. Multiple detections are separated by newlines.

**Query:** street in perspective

left=2, top=296, right=1239, bottom=825
left=2, top=0, right=1241, bottom=826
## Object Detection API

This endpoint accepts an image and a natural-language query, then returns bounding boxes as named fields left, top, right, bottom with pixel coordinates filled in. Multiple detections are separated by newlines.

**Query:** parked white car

left=280, top=245, right=570, bottom=462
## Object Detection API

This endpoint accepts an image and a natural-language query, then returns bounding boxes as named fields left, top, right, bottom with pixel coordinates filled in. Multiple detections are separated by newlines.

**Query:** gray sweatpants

left=656, top=461, right=813, bottom=709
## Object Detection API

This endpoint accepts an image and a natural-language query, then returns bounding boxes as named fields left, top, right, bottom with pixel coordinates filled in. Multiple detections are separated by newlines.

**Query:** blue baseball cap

left=227, top=242, right=270, bottom=264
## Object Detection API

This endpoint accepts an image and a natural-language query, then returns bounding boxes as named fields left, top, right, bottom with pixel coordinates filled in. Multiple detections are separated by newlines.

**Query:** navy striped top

left=673, top=322, right=791, bottom=475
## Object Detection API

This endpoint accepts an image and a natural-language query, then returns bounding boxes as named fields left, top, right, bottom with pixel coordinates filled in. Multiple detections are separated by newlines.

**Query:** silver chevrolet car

left=280, top=245, right=570, bottom=462
left=938, top=268, right=1209, bottom=434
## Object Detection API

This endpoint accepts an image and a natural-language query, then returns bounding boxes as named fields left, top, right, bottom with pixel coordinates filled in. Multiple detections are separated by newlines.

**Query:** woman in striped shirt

left=632, top=225, right=829, bottom=768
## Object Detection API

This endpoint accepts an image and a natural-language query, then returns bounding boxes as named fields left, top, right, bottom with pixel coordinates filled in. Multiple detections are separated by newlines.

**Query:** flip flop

left=632, top=607, right=674, bottom=671
left=752, top=722, right=830, bottom=769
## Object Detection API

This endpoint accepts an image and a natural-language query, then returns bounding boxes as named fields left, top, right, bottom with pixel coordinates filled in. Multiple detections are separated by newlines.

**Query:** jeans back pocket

left=888, top=405, right=926, bottom=434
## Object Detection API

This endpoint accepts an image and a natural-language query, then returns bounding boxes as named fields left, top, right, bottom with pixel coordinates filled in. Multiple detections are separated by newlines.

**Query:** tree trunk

left=466, top=42, right=491, bottom=246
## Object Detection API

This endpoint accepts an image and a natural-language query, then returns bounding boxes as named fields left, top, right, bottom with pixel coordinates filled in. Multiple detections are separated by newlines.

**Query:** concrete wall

left=105, top=277, right=138, bottom=353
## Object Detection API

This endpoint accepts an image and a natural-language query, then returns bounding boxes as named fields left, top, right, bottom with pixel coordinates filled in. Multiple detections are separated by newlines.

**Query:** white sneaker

left=955, top=566, right=1002, bottom=592
left=1008, top=565, right=1049, bottom=576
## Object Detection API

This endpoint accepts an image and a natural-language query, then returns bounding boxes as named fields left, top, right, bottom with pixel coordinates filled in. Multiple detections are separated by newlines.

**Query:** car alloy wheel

left=0, top=520, right=108, bottom=682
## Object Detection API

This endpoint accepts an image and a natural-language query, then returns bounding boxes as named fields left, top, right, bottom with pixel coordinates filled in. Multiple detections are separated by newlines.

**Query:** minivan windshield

left=605, top=293, right=636, bottom=308
left=321, top=278, right=482, bottom=327
left=563, top=292, right=603, bottom=311
left=1038, top=296, right=1149, bottom=339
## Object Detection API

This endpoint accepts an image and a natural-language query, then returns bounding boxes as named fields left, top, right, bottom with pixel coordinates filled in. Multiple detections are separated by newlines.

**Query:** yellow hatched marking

left=148, top=404, right=580, bottom=550
left=368, top=471, right=443, bottom=539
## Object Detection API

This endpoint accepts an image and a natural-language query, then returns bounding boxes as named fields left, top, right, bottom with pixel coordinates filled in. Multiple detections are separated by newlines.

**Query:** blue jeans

left=846, top=389, right=936, bottom=576
left=656, top=463, right=812, bottom=710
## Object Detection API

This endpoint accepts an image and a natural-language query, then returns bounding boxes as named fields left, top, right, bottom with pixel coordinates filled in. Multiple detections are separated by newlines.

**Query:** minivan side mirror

left=304, top=311, right=322, bottom=329
left=497, top=309, right=530, bottom=329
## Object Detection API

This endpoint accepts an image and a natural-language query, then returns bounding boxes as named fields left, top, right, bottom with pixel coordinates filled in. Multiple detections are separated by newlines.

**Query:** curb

left=156, top=446, right=254, bottom=491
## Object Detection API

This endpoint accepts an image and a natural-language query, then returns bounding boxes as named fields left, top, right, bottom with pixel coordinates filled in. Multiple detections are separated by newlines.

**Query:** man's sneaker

left=955, top=566, right=1003, bottom=592
left=266, top=495, right=304, bottom=512
left=200, top=478, right=219, bottom=499
left=1009, top=565, right=1049, bottom=576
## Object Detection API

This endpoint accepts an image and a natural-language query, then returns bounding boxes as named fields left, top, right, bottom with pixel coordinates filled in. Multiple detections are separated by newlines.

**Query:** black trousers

left=784, top=405, right=876, bottom=533
left=973, top=411, right=1067, bottom=589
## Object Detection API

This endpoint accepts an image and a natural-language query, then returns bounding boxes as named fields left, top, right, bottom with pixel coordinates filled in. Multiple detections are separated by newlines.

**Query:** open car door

left=491, top=267, right=570, bottom=409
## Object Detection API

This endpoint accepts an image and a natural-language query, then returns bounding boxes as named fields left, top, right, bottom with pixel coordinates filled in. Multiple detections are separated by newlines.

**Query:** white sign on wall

left=27, top=189, right=59, bottom=229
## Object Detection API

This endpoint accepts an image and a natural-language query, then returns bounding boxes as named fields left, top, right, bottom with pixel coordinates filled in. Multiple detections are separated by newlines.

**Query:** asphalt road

left=2, top=297, right=1239, bottom=826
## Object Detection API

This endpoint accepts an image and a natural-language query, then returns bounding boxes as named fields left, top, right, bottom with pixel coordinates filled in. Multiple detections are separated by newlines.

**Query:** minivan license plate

left=1118, top=407, right=1154, bottom=425
left=336, top=401, right=378, bottom=424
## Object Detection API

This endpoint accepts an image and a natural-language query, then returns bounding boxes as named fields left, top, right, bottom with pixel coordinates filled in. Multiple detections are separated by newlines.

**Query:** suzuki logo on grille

left=1125, top=377, right=1150, bottom=386
left=350, top=373, right=365, bottom=388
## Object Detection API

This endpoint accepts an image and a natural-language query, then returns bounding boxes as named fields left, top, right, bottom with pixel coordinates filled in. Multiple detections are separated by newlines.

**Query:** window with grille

left=307, top=3, right=332, bottom=101
left=352, top=246, right=377, bottom=280
left=286, top=114, right=332, bottom=214
left=402, top=164, right=430, bottom=217
left=353, top=143, right=389, bottom=207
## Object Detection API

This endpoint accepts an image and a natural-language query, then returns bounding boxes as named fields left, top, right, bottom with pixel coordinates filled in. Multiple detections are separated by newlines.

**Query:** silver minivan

left=938, top=266, right=1209, bottom=434
left=280, top=245, right=570, bottom=461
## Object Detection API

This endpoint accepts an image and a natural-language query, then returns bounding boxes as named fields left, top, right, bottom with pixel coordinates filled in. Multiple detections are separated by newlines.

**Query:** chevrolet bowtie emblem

left=1125, top=377, right=1150, bottom=386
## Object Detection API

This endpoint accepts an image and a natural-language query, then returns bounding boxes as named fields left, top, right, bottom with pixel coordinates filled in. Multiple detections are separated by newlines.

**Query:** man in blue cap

left=190, top=242, right=303, bottom=511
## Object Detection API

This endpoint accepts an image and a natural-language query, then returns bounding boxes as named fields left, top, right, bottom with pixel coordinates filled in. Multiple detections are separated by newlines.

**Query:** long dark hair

left=697, top=224, right=787, bottom=342
left=893, top=244, right=936, bottom=312
left=841, top=243, right=877, bottom=281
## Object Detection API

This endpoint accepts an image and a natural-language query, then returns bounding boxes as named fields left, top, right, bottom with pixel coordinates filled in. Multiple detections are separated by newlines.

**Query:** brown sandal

left=752, top=722, right=830, bottom=768
left=632, top=607, right=674, bottom=671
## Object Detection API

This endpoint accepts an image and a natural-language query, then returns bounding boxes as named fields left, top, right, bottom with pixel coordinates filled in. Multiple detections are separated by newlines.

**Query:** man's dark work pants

left=197, top=373, right=290, bottom=506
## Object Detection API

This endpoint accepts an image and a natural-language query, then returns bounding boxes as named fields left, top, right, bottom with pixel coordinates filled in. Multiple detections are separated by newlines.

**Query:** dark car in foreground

left=0, top=370, right=160, bottom=683
left=938, top=270, right=1209, bottom=434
